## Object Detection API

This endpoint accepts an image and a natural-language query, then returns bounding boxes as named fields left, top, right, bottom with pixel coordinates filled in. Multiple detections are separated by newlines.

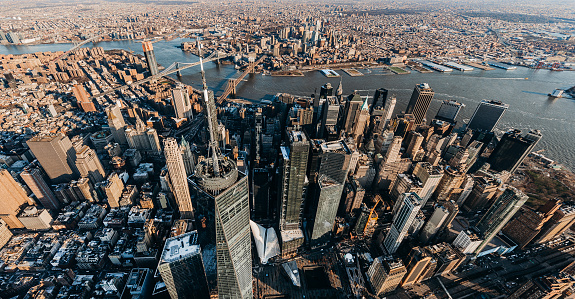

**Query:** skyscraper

left=157, top=231, right=210, bottom=299
left=142, top=41, right=159, bottom=76
left=319, top=96, right=340, bottom=139
left=319, top=82, right=333, bottom=99
left=164, top=138, right=194, bottom=219
left=125, top=115, right=161, bottom=155
left=534, top=203, right=575, bottom=244
left=405, top=83, right=434, bottom=124
left=75, top=145, right=106, bottom=184
left=503, top=199, right=561, bottom=249
left=0, top=169, right=28, bottom=228
left=172, top=85, right=193, bottom=119
left=419, top=204, right=450, bottom=244
left=474, top=186, right=528, bottom=255
left=309, top=175, right=344, bottom=247
left=433, top=167, right=465, bottom=202
left=104, top=172, right=124, bottom=208
left=351, top=97, right=370, bottom=145
left=20, top=164, right=60, bottom=210
left=412, top=162, right=444, bottom=207
left=488, top=129, right=542, bottom=174
left=0, top=220, right=13, bottom=249
left=72, top=84, right=97, bottom=112
left=279, top=131, right=309, bottom=231
left=383, top=193, right=422, bottom=254
left=342, top=93, right=364, bottom=134
left=27, top=133, right=78, bottom=184
left=466, top=100, right=509, bottom=132
left=435, top=100, right=464, bottom=124
left=367, top=257, right=407, bottom=296
left=372, top=88, right=389, bottom=112
left=190, top=51, right=252, bottom=299
left=401, top=246, right=436, bottom=286
left=179, top=138, right=195, bottom=176
left=106, top=104, right=128, bottom=147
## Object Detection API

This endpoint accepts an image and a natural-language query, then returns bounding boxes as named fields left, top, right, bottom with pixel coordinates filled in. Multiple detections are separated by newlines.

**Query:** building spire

left=198, top=40, right=220, bottom=177
left=336, top=77, right=343, bottom=96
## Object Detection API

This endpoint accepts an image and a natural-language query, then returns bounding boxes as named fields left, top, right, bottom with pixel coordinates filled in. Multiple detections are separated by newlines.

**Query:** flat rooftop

left=159, top=231, right=201, bottom=263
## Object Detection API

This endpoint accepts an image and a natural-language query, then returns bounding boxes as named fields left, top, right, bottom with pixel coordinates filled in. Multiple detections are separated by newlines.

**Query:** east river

left=2, top=38, right=575, bottom=170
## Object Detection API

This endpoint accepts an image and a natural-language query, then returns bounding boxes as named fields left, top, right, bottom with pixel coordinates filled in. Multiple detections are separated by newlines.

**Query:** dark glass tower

left=279, top=130, right=309, bottom=230
left=466, top=100, right=509, bottom=132
left=405, top=83, right=434, bottom=124
left=158, top=231, right=210, bottom=299
left=474, top=187, right=528, bottom=255
left=488, top=129, right=542, bottom=174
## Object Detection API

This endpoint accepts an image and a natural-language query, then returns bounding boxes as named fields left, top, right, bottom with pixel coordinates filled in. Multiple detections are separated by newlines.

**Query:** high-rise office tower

left=172, top=85, right=193, bottom=119
left=372, top=88, right=389, bottom=112
left=190, top=50, right=252, bottom=299
left=125, top=115, right=162, bottom=155
left=353, top=202, right=377, bottom=237
left=75, top=145, right=106, bottom=184
left=20, top=164, right=60, bottom=210
left=367, top=257, right=407, bottom=296
left=180, top=138, right=195, bottom=176
left=343, top=179, right=366, bottom=215
left=27, top=133, right=78, bottom=184
left=461, top=176, right=502, bottom=212
left=435, top=100, right=464, bottom=124
left=474, top=186, right=528, bottom=255
left=419, top=204, right=450, bottom=244
left=406, top=132, right=424, bottom=159
left=0, top=169, right=28, bottom=228
left=106, top=104, right=128, bottom=147
left=503, top=199, right=561, bottom=249
left=319, top=82, right=333, bottom=99
left=466, top=100, right=509, bottom=132
left=157, top=231, right=210, bottom=299
left=488, top=129, right=542, bottom=174
left=0, top=220, right=12, bottom=249
left=389, top=174, right=423, bottom=206
left=351, top=98, right=370, bottom=145
left=405, top=83, right=434, bottom=124
left=164, top=138, right=194, bottom=219
left=309, top=175, right=344, bottom=247
left=70, top=177, right=98, bottom=203
left=401, top=247, right=437, bottom=286
left=316, top=138, right=359, bottom=185
left=381, top=96, right=396, bottom=128
left=375, top=136, right=411, bottom=190
left=412, top=162, right=444, bottom=207
left=383, top=193, right=422, bottom=254
left=142, top=41, right=159, bottom=76
left=534, top=203, right=575, bottom=244
left=319, top=96, right=340, bottom=138
left=391, top=114, right=417, bottom=138
left=72, top=84, right=97, bottom=113
left=104, top=172, right=124, bottom=208
left=425, top=243, right=465, bottom=276
left=279, top=131, right=309, bottom=231
left=342, top=93, right=364, bottom=134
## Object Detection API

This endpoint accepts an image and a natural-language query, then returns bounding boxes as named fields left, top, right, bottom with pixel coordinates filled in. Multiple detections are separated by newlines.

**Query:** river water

left=2, top=38, right=575, bottom=170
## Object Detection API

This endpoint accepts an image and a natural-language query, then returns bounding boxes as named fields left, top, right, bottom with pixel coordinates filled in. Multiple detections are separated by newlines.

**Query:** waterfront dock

left=419, top=60, right=453, bottom=72
left=443, top=62, right=474, bottom=71
left=462, top=61, right=495, bottom=70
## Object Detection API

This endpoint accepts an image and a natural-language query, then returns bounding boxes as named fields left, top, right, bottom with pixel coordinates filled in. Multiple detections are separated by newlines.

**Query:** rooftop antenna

left=197, top=40, right=220, bottom=177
